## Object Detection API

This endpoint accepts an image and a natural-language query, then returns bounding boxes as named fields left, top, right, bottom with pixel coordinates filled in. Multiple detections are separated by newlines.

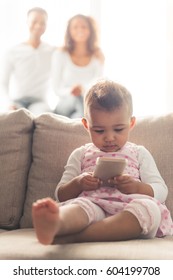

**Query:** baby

left=32, top=79, right=173, bottom=244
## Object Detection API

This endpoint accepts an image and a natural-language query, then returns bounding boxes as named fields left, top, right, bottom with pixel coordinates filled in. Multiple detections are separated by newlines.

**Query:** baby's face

left=83, top=105, right=135, bottom=152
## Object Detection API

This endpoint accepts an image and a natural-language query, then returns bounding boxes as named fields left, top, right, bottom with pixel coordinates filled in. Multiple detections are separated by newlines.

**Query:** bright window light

left=100, top=0, right=167, bottom=117
left=0, top=0, right=168, bottom=117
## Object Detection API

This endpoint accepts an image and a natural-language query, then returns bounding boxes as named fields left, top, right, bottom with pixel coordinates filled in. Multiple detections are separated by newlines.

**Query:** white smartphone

left=93, top=157, right=127, bottom=181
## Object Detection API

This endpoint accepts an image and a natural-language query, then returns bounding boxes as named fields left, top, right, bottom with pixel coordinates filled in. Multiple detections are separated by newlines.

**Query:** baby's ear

left=82, top=118, right=89, bottom=130
left=130, top=116, right=136, bottom=129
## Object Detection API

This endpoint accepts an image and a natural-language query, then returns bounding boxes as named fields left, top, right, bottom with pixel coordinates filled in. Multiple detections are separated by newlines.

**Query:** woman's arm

left=94, top=48, right=105, bottom=64
left=51, top=49, right=72, bottom=97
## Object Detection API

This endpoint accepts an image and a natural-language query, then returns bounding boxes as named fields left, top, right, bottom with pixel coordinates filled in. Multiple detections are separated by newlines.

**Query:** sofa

left=0, top=108, right=173, bottom=260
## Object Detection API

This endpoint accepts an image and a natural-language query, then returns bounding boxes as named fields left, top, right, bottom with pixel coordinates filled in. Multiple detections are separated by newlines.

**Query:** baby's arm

left=55, top=146, right=100, bottom=202
left=138, top=146, right=168, bottom=202
left=58, top=173, right=100, bottom=202
left=114, top=175, right=154, bottom=197
left=110, top=146, right=168, bottom=202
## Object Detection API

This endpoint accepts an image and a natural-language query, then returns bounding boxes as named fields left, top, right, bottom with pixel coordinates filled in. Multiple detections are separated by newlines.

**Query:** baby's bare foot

left=32, top=197, right=60, bottom=245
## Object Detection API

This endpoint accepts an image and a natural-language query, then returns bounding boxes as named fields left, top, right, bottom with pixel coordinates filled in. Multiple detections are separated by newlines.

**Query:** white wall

left=0, top=0, right=173, bottom=117
left=166, top=0, right=173, bottom=113
left=100, top=0, right=167, bottom=117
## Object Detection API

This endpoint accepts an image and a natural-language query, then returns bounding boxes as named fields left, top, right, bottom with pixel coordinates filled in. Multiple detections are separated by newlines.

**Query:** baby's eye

left=94, top=130, right=104, bottom=134
left=114, top=128, right=124, bottom=132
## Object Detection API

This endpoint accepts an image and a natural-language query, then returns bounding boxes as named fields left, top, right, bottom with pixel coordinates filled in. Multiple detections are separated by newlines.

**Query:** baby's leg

left=56, top=198, right=161, bottom=243
left=32, top=198, right=60, bottom=245
left=125, top=198, right=161, bottom=238
left=54, top=210, right=142, bottom=243
left=32, top=197, right=89, bottom=245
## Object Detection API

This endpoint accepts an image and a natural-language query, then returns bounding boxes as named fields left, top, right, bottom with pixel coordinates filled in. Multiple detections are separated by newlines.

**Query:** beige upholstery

left=20, top=113, right=89, bottom=228
left=0, top=109, right=173, bottom=259
left=0, top=229, right=173, bottom=260
left=0, top=109, right=33, bottom=229
left=130, top=114, right=173, bottom=215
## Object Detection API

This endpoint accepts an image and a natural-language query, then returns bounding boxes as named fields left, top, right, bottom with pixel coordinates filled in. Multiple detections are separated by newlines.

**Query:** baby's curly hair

left=84, top=80, right=133, bottom=117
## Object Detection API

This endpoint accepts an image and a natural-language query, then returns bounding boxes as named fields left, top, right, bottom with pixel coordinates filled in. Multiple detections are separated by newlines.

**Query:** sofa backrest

left=0, top=109, right=172, bottom=230
left=130, top=113, right=173, bottom=217
left=0, top=109, right=34, bottom=229
left=20, top=112, right=173, bottom=228
left=20, top=113, right=90, bottom=227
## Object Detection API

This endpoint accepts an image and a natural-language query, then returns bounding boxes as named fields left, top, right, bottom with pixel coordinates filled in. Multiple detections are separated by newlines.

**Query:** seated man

left=0, top=7, right=55, bottom=114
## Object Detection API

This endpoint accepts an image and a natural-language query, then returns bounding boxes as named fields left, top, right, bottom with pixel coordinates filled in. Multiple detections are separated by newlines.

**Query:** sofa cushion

left=20, top=113, right=90, bottom=228
left=130, top=113, right=173, bottom=218
left=0, top=229, right=173, bottom=259
left=20, top=112, right=173, bottom=228
left=0, top=109, right=34, bottom=229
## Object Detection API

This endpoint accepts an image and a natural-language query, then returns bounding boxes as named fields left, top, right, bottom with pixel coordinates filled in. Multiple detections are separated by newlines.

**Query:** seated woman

left=52, top=14, right=105, bottom=118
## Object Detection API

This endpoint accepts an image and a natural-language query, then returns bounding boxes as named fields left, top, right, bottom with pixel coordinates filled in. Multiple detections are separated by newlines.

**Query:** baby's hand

left=78, top=172, right=102, bottom=191
left=109, top=174, right=140, bottom=194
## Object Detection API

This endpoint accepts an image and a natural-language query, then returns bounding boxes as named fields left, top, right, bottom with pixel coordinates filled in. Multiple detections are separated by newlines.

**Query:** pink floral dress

left=77, top=142, right=173, bottom=237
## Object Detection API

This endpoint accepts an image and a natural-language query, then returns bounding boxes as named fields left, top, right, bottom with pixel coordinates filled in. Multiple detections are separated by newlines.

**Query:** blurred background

left=0, top=0, right=173, bottom=117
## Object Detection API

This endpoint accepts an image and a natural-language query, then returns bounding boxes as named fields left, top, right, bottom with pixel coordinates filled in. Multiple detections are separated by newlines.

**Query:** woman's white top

left=51, top=49, right=104, bottom=98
